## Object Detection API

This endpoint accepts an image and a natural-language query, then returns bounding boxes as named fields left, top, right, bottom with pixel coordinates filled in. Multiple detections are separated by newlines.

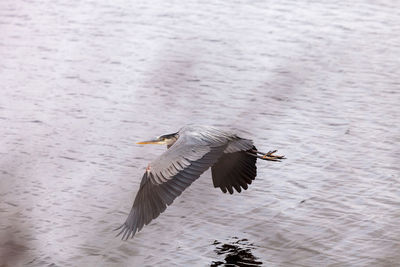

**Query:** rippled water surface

left=1, top=0, right=399, bottom=266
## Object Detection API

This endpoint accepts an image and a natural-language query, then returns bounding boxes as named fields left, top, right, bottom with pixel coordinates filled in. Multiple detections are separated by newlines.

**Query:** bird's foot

left=261, top=150, right=286, bottom=161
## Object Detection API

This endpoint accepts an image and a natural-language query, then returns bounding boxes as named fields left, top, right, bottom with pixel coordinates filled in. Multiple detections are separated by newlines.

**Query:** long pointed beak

left=136, top=139, right=164, bottom=145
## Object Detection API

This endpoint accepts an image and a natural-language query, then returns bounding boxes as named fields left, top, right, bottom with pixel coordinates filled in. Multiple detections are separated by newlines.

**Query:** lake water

left=1, top=0, right=399, bottom=266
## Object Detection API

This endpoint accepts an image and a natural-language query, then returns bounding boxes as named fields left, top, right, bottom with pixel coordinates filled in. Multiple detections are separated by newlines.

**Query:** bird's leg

left=249, top=149, right=286, bottom=161
left=262, top=150, right=286, bottom=161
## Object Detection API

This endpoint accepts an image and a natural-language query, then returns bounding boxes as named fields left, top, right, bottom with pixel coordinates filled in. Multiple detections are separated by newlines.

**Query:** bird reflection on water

left=211, top=237, right=263, bottom=267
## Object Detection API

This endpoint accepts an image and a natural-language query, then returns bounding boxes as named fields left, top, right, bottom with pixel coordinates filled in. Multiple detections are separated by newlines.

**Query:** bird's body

left=116, top=125, right=285, bottom=240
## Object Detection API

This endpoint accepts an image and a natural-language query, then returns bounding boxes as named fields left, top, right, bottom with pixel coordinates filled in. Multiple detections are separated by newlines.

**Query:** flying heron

left=116, top=125, right=285, bottom=240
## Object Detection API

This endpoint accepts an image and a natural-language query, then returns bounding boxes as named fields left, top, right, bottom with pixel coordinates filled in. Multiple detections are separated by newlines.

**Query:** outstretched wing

left=116, top=132, right=227, bottom=240
left=211, top=139, right=257, bottom=194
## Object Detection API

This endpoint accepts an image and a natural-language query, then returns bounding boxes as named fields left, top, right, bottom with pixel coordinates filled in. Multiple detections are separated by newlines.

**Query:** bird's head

left=137, top=132, right=179, bottom=148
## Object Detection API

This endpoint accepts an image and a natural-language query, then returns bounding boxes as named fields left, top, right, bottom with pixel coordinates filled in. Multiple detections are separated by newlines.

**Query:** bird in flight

left=116, top=125, right=285, bottom=240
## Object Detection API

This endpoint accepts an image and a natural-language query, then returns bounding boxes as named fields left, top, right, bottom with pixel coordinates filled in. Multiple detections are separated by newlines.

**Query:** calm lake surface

left=1, top=0, right=399, bottom=266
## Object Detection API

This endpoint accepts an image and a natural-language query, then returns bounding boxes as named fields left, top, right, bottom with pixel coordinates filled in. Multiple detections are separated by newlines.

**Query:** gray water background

left=1, top=0, right=399, bottom=266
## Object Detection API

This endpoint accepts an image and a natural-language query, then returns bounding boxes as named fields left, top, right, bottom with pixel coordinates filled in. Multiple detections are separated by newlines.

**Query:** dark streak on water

left=1, top=0, right=400, bottom=266
left=211, top=238, right=263, bottom=267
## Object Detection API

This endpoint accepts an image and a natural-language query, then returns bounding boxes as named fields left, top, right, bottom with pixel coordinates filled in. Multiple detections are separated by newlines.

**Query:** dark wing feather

left=116, top=145, right=226, bottom=240
left=211, top=145, right=257, bottom=194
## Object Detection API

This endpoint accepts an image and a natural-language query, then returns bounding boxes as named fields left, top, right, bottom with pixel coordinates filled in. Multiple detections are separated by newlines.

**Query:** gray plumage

left=116, top=125, right=285, bottom=240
